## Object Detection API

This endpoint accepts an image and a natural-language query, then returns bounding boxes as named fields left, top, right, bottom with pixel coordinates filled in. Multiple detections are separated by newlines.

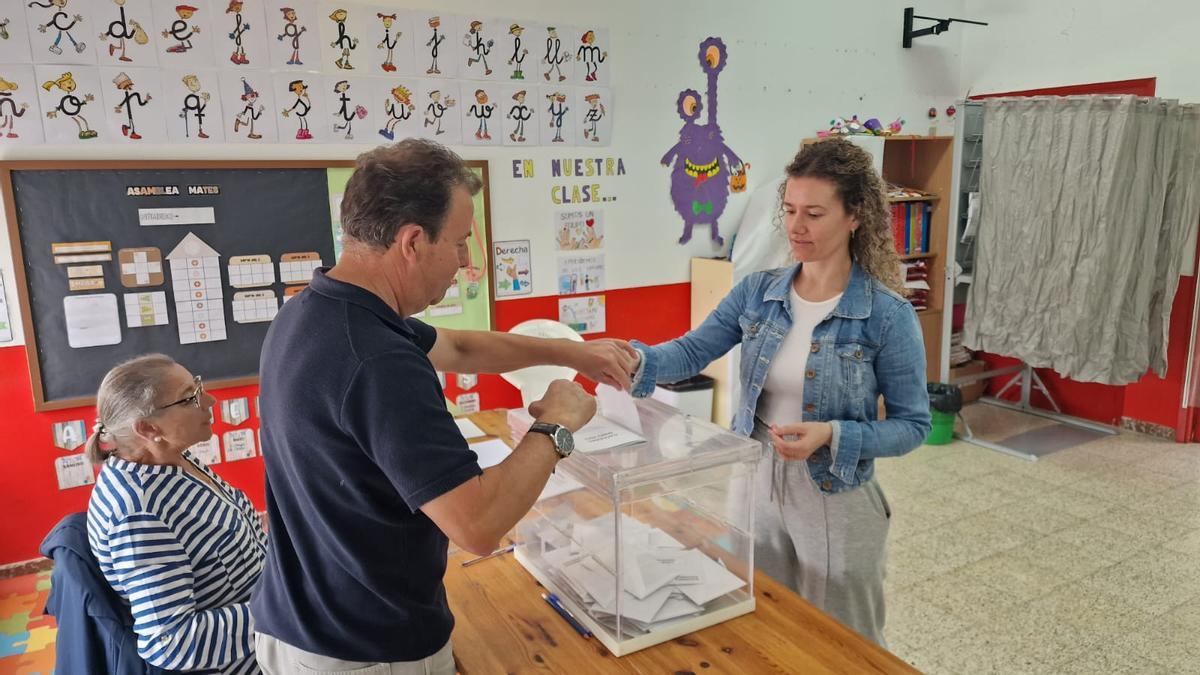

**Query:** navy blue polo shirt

left=251, top=269, right=482, bottom=662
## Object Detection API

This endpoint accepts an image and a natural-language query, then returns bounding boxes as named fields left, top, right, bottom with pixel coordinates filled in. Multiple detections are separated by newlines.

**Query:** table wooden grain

left=446, top=411, right=918, bottom=675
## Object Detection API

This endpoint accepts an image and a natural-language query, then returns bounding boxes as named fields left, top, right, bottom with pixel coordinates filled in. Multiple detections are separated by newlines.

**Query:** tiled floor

left=881, top=404, right=1200, bottom=674
left=4, top=403, right=1199, bottom=674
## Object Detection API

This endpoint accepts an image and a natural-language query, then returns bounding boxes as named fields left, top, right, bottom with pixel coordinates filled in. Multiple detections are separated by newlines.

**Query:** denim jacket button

left=805, top=369, right=816, bottom=379
left=804, top=403, right=816, bottom=412
left=810, top=343, right=820, bottom=353
left=820, top=481, right=832, bottom=491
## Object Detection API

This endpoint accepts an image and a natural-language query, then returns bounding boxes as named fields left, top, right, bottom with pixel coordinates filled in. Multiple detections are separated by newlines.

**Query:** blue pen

left=541, top=592, right=592, bottom=638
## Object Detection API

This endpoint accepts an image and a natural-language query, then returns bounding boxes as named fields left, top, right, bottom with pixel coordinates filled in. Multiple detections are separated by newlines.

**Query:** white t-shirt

left=757, top=288, right=843, bottom=428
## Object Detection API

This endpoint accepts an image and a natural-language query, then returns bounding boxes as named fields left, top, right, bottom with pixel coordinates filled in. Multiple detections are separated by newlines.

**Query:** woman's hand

left=768, top=422, right=833, bottom=461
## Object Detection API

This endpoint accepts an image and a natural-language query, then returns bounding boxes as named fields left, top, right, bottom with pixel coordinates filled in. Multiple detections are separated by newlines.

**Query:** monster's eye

left=705, top=45, right=721, bottom=69
left=683, top=95, right=698, bottom=116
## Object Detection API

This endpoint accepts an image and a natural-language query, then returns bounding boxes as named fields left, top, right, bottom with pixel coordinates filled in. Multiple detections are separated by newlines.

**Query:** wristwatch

left=529, top=421, right=574, bottom=459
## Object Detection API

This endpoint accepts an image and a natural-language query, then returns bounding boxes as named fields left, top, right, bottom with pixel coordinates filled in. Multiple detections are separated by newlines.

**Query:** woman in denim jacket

left=631, top=138, right=931, bottom=645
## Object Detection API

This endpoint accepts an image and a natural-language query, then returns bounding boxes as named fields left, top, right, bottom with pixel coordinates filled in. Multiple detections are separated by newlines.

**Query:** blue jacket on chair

left=40, top=512, right=172, bottom=675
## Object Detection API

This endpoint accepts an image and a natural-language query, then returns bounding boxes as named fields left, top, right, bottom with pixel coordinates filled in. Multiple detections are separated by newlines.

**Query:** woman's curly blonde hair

left=775, top=138, right=906, bottom=296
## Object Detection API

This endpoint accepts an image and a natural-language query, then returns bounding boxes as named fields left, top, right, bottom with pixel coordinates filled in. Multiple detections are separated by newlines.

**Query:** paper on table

left=455, top=417, right=487, bottom=439
left=470, top=438, right=513, bottom=469
left=596, top=383, right=643, bottom=434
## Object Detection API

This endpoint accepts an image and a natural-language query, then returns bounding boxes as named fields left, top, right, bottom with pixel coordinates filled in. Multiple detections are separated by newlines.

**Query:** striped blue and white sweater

left=87, top=451, right=266, bottom=674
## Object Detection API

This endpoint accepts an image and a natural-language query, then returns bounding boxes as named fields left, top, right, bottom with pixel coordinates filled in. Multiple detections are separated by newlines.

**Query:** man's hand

left=568, top=339, right=639, bottom=391
left=529, top=379, right=596, bottom=432
left=768, top=422, right=833, bottom=461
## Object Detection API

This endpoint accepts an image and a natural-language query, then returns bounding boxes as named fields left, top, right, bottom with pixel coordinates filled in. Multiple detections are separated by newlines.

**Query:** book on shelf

left=890, top=202, right=933, bottom=255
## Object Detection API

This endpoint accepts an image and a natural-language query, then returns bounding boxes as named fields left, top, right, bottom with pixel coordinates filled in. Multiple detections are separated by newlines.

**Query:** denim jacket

left=632, top=263, right=931, bottom=494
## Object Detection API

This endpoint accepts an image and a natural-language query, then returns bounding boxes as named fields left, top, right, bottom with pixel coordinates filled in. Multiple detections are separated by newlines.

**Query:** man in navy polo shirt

left=252, top=139, right=637, bottom=673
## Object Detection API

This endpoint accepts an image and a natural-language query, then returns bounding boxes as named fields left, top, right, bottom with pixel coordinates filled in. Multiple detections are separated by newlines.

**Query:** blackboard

left=3, top=161, right=350, bottom=411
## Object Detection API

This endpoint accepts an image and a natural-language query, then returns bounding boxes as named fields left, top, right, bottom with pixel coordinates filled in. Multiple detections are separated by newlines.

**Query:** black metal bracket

left=903, top=7, right=988, bottom=48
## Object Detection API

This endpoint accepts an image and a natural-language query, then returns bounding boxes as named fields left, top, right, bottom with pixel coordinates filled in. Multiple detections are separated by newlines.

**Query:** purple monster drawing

left=660, top=37, right=744, bottom=245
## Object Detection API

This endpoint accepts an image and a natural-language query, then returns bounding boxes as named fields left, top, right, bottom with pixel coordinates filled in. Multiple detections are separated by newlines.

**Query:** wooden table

left=445, top=411, right=918, bottom=674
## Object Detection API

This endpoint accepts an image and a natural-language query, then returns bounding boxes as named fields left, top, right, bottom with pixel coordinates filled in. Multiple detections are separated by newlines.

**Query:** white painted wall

left=961, top=0, right=1197, bottom=99
left=0, top=0, right=966, bottom=347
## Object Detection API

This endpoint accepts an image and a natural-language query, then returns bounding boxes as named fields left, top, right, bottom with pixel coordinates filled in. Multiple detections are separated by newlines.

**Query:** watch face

left=553, top=427, right=574, bottom=455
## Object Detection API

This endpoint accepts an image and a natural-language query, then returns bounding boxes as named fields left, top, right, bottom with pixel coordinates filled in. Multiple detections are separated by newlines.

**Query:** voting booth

left=513, top=396, right=761, bottom=656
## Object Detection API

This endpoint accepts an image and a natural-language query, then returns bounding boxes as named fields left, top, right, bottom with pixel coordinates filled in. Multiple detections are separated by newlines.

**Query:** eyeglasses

left=159, top=376, right=205, bottom=410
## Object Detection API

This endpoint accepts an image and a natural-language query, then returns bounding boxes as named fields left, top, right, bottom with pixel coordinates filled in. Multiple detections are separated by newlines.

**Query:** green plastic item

left=926, top=409, right=956, bottom=445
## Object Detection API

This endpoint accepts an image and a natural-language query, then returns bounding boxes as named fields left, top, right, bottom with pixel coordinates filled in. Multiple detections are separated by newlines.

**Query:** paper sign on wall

left=228, top=254, right=275, bottom=288
left=223, top=428, right=257, bottom=462
left=52, top=420, right=87, bottom=452
left=0, top=275, right=12, bottom=343
left=279, top=252, right=322, bottom=284
left=554, top=209, right=604, bottom=250
left=493, top=240, right=532, bottom=297
left=559, top=295, right=605, bottom=335
left=557, top=253, right=604, bottom=295
left=232, top=290, right=279, bottom=324
left=64, top=294, right=122, bottom=348
left=456, top=392, right=481, bottom=414
left=221, top=397, right=250, bottom=426
left=55, top=455, right=95, bottom=491
left=124, top=292, right=169, bottom=328
left=118, top=247, right=165, bottom=287
left=188, top=436, right=221, bottom=465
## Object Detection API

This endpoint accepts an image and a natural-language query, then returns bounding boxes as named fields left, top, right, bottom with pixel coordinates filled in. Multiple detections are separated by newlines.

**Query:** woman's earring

left=154, top=436, right=163, bottom=442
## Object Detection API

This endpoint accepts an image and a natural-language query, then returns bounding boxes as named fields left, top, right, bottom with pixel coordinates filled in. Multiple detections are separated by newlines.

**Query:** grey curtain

left=964, top=96, right=1200, bottom=384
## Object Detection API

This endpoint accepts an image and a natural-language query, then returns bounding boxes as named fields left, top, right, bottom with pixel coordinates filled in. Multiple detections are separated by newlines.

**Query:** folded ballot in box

left=514, top=397, right=762, bottom=656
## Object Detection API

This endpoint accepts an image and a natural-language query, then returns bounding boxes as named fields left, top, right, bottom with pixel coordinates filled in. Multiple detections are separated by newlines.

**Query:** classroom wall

left=960, top=1, right=1200, bottom=434
left=0, top=0, right=966, bottom=565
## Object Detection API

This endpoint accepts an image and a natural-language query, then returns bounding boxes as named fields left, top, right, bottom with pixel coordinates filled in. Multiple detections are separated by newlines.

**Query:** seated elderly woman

left=85, top=354, right=265, bottom=674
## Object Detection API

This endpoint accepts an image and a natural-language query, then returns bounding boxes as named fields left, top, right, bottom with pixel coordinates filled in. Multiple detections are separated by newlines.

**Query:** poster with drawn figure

left=457, top=15, right=500, bottom=81
left=272, top=71, right=328, bottom=142
left=99, top=65, right=166, bottom=141
left=416, top=78, right=459, bottom=143
left=23, top=0, right=97, bottom=65
left=538, top=85, right=575, bottom=146
left=35, top=65, right=103, bottom=142
left=364, top=5, right=414, bottom=75
left=492, top=239, right=531, bottom=297
left=164, top=69, right=225, bottom=142
left=576, top=87, right=612, bottom=146
left=221, top=396, right=249, bottom=425
left=495, top=18, right=531, bottom=82
left=497, top=84, right=535, bottom=146
left=557, top=252, right=604, bottom=295
left=263, top=0, right=318, bottom=69
left=212, top=0, right=269, bottom=68
left=554, top=208, right=605, bottom=250
left=151, top=0, right=215, bottom=68
left=559, top=294, right=605, bottom=335
left=0, top=4, right=34, bottom=64
left=459, top=81, right=498, bottom=146
left=94, top=0, right=157, bottom=67
left=0, top=66, right=45, bottom=144
left=409, top=11, right=458, bottom=77
left=323, top=75, right=371, bottom=142
left=573, top=27, right=610, bottom=86
left=370, top=77, right=418, bottom=142
left=217, top=69, right=276, bottom=141
left=538, top=23, right=575, bottom=84
left=318, top=3, right=367, bottom=72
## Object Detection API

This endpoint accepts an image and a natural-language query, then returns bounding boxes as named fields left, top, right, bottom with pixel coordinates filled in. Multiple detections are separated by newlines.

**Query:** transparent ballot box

left=513, top=397, right=762, bottom=656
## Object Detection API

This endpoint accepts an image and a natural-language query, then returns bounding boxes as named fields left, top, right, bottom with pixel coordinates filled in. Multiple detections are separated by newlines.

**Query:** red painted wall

left=967, top=77, right=1196, bottom=437
left=0, top=282, right=691, bottom=565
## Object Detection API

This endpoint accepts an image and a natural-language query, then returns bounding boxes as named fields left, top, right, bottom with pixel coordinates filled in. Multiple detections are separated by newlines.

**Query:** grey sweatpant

left=750, top=422, right=891, bottom=646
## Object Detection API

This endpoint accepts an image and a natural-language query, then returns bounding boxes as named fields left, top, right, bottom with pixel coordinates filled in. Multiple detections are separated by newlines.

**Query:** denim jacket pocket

left=837, top=344, right=874, bottom=419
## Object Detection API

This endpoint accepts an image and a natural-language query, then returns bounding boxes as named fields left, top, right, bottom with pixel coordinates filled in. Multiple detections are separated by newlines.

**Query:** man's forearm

left=473, top=434, right=560, bottom=544
left=434, top=329, right=575, bottom=374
